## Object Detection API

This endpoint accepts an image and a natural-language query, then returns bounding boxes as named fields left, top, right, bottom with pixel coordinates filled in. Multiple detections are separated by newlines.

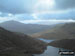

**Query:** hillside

left=32, top=23, right=75, bottom=39
left=49, top=39, right=75, bottom=51
left=0, top=20, right=52, bottom=35
left=0, top=27, right=47, bottom=56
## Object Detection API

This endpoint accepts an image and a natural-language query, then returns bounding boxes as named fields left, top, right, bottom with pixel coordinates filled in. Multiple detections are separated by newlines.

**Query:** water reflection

left=35, top=46, right=59, bottom=56
left=35, top=38, right=59, bottom=56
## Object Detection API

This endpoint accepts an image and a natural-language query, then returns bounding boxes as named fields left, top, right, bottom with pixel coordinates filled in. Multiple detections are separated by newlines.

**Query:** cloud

left=0, top=12, right=13, bottom=17
left=0, top=13, right=36, bottom=21
left=0, top=9, right=74, bottom=22
left=0, top=17, right=12, bottom=23
left=55, top=0, right=75, bottom=10
left=0, top=13, right=75, bottom=25
left=31, top=13, right=38, bottom=20
left=0, top=0, right=74, bottom=14
left=36, top=9, right=75, bottom=20
left=20, top=19, right=75, bottom=25
left=15, top=14, right=35, bottom=20
left=0, top=14, right=18, bottom=22
left=0, top=0, right=37, bottom=14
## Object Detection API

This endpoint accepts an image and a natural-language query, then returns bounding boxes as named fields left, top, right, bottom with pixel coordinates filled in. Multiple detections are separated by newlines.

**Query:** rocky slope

left=0, top=27, right=47, bottom=56
left=49, top=39, right=75, bottom=51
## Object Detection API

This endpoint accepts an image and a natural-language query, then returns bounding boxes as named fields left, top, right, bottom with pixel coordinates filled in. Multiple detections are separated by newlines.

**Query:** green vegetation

left=32, top=23, right=75, bottom=39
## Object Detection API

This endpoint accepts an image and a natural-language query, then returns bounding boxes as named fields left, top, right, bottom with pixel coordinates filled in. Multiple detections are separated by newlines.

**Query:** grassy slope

left=32, top=23, right=75, bottom=39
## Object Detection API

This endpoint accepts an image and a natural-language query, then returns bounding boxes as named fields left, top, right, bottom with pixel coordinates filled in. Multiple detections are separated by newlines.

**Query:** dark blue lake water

left=34, top=38, right=75, bottom=56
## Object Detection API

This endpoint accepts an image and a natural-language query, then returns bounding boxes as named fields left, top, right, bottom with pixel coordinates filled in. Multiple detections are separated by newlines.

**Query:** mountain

left=32, top=23, right=75, bottom=39
left=49, top=39, right=75, bottom=51
left=0, top=20, right=52, bottom=35
left=0, top=27, right=47, bottom=56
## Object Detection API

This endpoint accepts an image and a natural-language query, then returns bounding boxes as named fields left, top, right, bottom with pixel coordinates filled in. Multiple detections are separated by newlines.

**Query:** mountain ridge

left=0, top=20, right=53, bottom=35
left=32, top=23, right=75, bottom=39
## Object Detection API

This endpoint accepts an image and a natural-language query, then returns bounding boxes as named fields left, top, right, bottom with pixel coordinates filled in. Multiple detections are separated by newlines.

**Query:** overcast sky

left=0, top=0, right=75, bottom=24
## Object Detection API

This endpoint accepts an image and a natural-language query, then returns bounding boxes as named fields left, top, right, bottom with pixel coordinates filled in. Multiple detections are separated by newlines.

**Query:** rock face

left=0, top=27, right=47, bottom=56
left=49, top=39, right=75, bottom=51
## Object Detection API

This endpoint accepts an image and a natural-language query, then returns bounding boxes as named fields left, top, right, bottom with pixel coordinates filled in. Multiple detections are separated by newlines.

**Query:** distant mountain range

left=0, top=20, right=53, bottom=35
left=32, top=23, right=75, bottom=39
left=0, top=27, right=47, bottom=56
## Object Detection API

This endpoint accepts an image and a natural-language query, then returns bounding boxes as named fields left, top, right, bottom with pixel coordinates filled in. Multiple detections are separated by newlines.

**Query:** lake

left=34, top=38, right=75, bottom=56
left=38, top=38, right=54, bottom=43
left=34, top=38, right=59, bottom=56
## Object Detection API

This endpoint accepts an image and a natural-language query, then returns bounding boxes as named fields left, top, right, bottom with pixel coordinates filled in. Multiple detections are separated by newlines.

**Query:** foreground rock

left=49, top=39, right=75, bottom=51
left=0, top=27, right=47, bottom=56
